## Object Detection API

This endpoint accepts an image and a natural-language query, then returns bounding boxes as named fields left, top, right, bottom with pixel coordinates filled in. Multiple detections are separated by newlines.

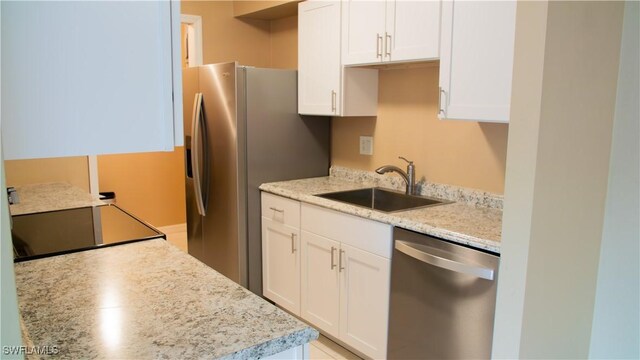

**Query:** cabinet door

left=341, top=0, right=386, bottom=65
left=262, top=218, right=301, bottom=315
left=438, top=0, right=516, bottom=123
left=300, top=230, right=341, bottom=338
left=385, top=0, right=440, bottom=62
left=298, top=1, right=341, bottom=115
left=1, top=1, right=182, bottom=160
left=339, top=243, right=391, bottom=359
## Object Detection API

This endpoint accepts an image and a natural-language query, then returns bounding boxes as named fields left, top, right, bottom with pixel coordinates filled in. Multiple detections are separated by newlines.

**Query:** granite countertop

left=260, top=167, right=502, bottom=253
left=9, top=182, right=104, bottom=216
left=15, top=239, right=318, bottom=359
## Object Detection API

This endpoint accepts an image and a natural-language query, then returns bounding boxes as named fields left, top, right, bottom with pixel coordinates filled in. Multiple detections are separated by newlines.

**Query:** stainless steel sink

left=316, top=187, right=450, bottom=213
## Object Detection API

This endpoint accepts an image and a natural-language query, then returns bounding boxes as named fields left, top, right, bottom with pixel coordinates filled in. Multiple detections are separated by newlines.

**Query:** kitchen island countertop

left=15, top=239, right=318, bottom=359
left=260, top=168, right=502, bottom=253
left=9, top=182, right=104, bottom=216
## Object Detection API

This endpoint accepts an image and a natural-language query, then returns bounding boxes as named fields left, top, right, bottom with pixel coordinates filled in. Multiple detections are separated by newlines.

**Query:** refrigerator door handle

left=395, top=240, right=495, bottom=280
left=191, top=92, right=207, bottom=217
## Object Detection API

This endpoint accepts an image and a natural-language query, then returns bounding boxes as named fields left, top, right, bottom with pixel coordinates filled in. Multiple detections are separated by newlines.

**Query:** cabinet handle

left=438, top=87, right=447, bottom=118
left=376, top=33, right=383, bottom=58
left=291, top=233, right=296, bottom=254
left=269, top=207, right=284, bottom=213
left=385, top=32, right=391, bottom=58
left=330, top=246, right=337, bottom=270
left=339, top=249, right=345, bottom=272
left=331, top=90, right=337, bottom=113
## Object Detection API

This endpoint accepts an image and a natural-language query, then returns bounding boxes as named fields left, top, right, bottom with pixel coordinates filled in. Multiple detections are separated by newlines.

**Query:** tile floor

left=160, top=224, right=360, bottom=360
left=309, top=335, right=361, bottom=360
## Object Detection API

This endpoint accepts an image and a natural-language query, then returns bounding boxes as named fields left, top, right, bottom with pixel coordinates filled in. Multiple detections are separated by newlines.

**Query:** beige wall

left=4, top=157, right=90, bottom=192
left=98, top=150, right=186, bottom=227
left=182, top=0, right=271, bottom=66
left=270, top=15, right=298, bottom=69
left=332, top=65, right=509, bottom=194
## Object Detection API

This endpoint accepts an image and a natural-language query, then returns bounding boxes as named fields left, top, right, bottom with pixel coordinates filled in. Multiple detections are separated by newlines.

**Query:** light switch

left=359, top=136, right=373, bottom=156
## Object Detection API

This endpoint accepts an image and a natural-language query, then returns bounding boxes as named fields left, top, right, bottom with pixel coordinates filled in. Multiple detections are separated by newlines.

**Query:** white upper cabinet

left=386, top=0, right=441, bottom=62
left=1, top=0, right=183, bottom=160
left=298, top=0, right=378, bottom=117
left=298, top=1, right=342, bottom=115
left=341, top=1, right=386, bottom=65
left=438, top=0, right=516, bottom=123
left=342, top=0, right=441, bottom=65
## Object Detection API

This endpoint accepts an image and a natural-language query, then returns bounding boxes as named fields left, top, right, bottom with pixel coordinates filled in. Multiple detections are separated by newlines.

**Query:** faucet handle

left=399, top=156, right=413, bottom=165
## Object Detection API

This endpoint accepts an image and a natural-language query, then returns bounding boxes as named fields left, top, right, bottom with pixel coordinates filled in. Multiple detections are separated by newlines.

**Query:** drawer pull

left=269, top=207, right=284, bottom=213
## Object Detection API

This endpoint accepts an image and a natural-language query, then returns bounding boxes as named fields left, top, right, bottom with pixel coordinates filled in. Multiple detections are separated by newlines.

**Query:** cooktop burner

left=12, top=204, right=165, bottom=262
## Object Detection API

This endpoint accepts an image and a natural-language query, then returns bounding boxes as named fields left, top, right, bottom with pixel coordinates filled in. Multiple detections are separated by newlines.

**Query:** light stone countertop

left=260, top=169, right=502, bottom=253
left=15, top=239, right=318, bottom=359
left=9, top=182, right=104, bottom=216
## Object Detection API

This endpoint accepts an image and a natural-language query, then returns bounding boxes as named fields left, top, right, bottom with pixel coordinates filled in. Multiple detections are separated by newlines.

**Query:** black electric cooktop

left=12, top=204, right=165, bottom=262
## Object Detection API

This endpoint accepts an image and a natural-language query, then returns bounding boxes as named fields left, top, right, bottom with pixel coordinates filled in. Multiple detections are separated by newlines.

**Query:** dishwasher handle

left=395, top=240, right=495, bottom=281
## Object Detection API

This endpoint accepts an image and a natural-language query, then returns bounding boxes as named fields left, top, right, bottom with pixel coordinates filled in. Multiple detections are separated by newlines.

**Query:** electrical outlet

left=359, top=136, right=373, bottom=156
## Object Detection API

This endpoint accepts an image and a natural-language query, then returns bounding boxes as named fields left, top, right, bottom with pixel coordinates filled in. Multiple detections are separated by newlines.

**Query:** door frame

left=181, top=14, right=203, bottom=67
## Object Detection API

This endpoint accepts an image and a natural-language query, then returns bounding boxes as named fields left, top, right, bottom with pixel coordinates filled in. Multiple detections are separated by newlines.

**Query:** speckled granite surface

left=15, top=240, right=318, bottom=359
left=9, top=182, right=104, bottom=216
left=330, top=166, right=504, bottom=209
left=260, top=168, right=502, bottom=253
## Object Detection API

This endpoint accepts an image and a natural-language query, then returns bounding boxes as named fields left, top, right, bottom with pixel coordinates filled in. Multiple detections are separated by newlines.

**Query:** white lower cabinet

left=261, top=193, right=301, bottom=315
left=261, top=193, right=392, bottom=359
left=339, top=243, right=390, bottom=359
left=262, top=218, right=301, bottom=315
left=300, top=231, right=341, bottom=337
left=301, top=203, right=392, bottom=359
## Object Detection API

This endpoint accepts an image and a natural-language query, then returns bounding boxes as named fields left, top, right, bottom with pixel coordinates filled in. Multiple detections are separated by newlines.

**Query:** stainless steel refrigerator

left=183, top=62, right=330, bottom=296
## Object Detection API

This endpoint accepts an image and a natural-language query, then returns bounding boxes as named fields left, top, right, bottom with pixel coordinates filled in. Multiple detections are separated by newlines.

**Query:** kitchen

left=1, top=1, right=638, bottom=359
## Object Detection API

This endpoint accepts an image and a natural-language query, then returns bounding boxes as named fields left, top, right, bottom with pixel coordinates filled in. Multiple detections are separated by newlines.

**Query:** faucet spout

left=375, top=165, right=409, bottom=183
left=375, top=160, right=416, bottom=195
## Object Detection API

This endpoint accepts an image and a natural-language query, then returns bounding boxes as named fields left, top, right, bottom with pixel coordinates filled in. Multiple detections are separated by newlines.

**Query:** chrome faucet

left=375, top=157, right=416, bottom=195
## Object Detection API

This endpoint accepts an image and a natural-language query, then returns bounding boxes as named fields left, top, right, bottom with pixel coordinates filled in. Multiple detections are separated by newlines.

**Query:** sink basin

left=317, top=187, right=449, bottom=213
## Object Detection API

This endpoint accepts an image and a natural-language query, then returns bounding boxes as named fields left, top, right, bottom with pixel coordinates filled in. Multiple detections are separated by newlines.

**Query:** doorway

left=180, top=14, right=203, bottom=67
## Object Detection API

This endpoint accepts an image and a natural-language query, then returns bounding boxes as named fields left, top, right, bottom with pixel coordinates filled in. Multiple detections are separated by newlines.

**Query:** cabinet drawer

left=261, top=192, right=301, bottom=228
left=301, top=203, right=392, bottom=259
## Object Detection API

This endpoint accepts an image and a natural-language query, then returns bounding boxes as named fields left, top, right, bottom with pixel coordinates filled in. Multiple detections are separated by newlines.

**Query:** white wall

left=1, top=3, right=24, bottom=355
left=589, top=1, right=640, bottom=357
left=1, top=143, right=23, bottom=358
left=490, top=1, right=548, bottom=355
left=493, top=1, right=627, bottom=358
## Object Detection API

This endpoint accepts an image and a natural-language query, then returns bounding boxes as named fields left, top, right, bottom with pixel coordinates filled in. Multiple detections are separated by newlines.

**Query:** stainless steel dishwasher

left=387, top=228, right=500, bottom=359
